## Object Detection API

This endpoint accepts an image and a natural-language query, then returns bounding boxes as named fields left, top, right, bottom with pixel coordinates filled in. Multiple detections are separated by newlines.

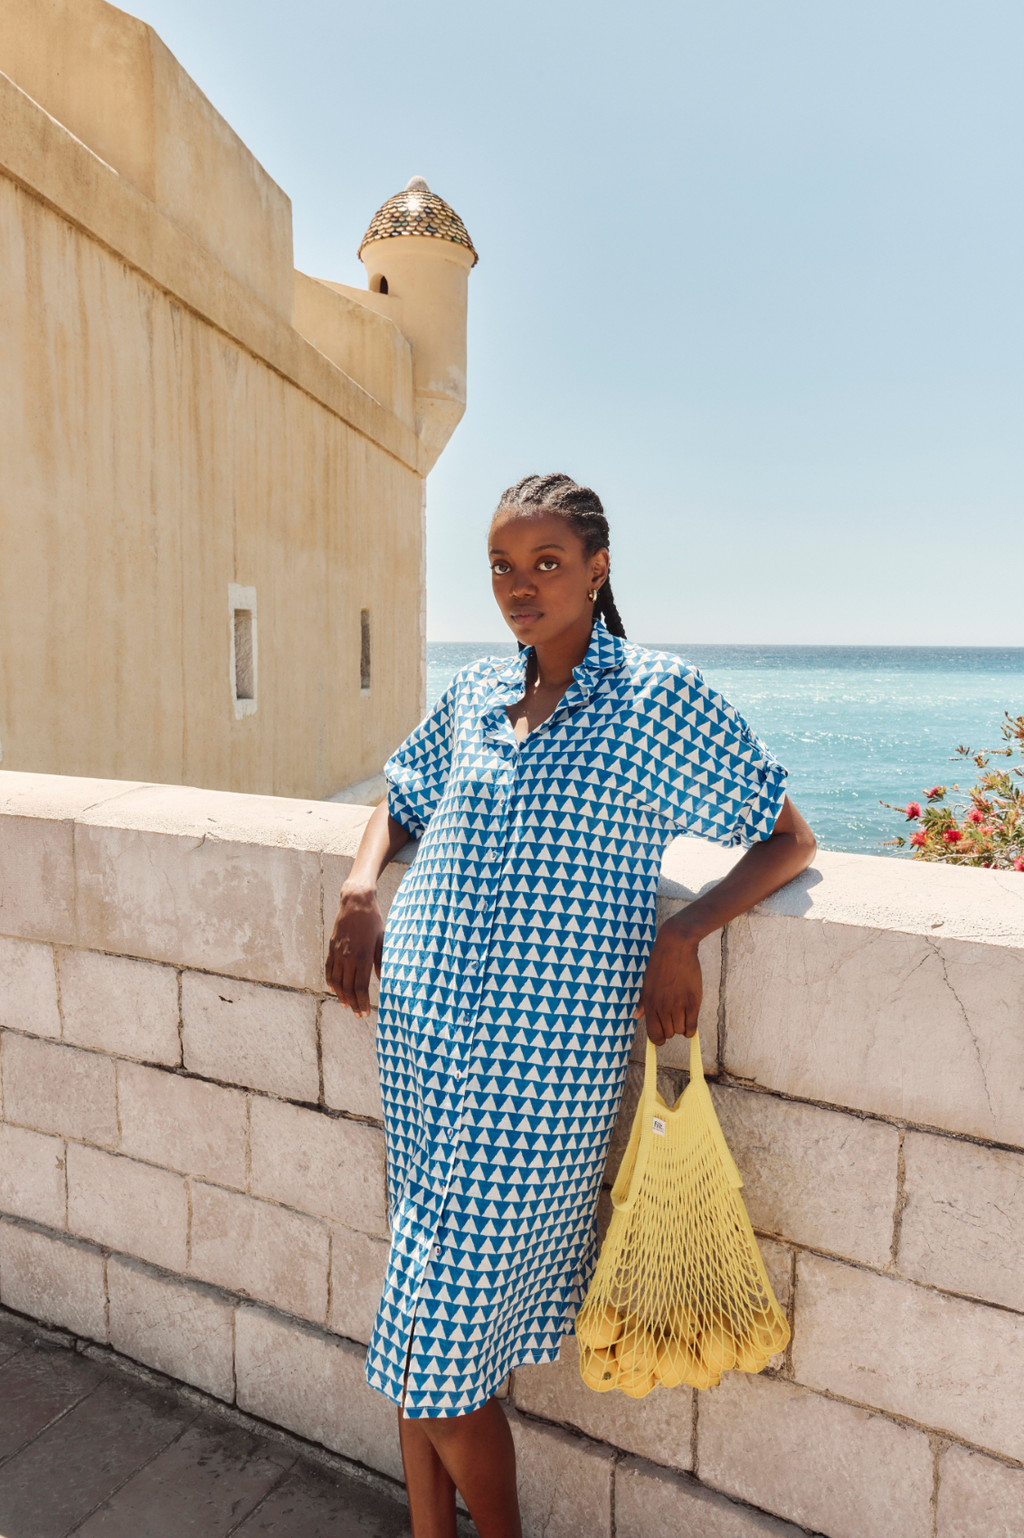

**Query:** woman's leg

left=397, top=1408, right=458, bottom=1538
left=398, top=1397, right=522, bottom=1538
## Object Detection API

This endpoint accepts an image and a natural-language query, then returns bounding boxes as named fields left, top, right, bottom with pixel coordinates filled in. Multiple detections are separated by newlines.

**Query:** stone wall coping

left=2, top=771, right=1020, bottom=948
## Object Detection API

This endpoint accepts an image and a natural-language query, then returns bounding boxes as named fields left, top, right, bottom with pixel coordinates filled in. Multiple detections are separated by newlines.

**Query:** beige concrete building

left=0, top=0, right=476, bottom=799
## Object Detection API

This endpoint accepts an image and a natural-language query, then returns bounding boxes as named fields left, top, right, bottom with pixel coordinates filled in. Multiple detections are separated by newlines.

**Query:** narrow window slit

left=360, top=609, right=371, bottom=693
left=234, top=610, right=255, bottom=700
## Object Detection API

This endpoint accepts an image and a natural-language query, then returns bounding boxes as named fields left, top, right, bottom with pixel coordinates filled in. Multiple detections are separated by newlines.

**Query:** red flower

left=980, top=826, right=994, bottom=838
left=1015, top=857, right=1024, bottom=872
left=910, top=831, right=927, bottom=847
left=905, top=802, right=922, bottom=820
left=942, top=828, right=963, bottom=844
left=967, top=808, right=983, bottom=824
left=927, top=786, right=944, bottom=800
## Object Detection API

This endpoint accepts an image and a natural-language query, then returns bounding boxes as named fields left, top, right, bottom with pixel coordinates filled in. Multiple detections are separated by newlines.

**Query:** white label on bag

left=652, top=1117, right=666, bottom=1137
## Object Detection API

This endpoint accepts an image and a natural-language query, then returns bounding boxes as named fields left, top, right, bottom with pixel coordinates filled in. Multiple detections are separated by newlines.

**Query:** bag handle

left=643, top=1027, right=703, bottom=1086
left=645, top=1027, right=744, bottom=1190
left=612, top=1027, right=705, bottom=1213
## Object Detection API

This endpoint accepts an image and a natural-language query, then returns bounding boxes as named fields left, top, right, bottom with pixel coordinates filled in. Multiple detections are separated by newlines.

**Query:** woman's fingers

left=641, top=990, right=701, bottom=1043
left=353, top=960, right=373, bottom=1018
left=325, top=897, right=384, bottom=1015
left=642, top=998, right=667, bottom=1045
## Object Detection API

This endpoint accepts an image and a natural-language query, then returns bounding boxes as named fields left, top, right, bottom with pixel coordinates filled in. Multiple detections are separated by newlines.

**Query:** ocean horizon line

left=428, top=640, right=1024, bottom=657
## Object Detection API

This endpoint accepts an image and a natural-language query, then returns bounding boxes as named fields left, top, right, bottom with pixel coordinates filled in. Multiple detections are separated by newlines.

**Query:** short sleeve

left=384, top=683, right=456, bottom=839
left=634, top=663, right=788, bottom=848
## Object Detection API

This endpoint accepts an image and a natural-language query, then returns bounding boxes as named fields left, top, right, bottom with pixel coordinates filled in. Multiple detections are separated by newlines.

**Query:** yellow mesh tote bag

left=576, top=1030, right=789, bottom=1398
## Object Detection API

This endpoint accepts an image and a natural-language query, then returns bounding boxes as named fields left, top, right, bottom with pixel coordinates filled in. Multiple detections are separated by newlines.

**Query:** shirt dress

left=364, top=617, right=787, bottom=1418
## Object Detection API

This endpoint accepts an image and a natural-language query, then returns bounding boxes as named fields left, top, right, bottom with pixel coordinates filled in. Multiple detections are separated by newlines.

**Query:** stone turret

left=359, top=178, right=477, bottom=472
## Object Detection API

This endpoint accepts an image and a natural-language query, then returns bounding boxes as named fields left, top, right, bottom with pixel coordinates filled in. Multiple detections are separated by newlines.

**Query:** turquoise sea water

left=426, top=643, right=1024, bottom=856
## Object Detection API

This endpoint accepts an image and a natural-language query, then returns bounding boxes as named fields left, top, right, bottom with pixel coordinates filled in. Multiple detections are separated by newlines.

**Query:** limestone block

left=0, top=936, right=60, bottom=1037
left=757, top=1236, right=793, bottom=1371
left=66, top=1143, right=187, bottom=1272
left=724, top=915, right=1024, bottom=1145
left=234, top=1304, right=403, bottom=1480
left=117, top=1061, right=247, bottom=1188
left=900, top=1131, right=1024, bottom=1311
left=698, top=1371, right=933, bottom=1538
left=181, top=971, right=318, bottom=1101
left=659, top=835, right=745, bottom=900
left=249, top=1097, right=387, bottom=1234
left=107, top=1255, right=234, bottom=1401
left=189, top=1182, right=329, bottom=1323
left=514, top=1334, right=694, bottom=1471
left=0, top=1124, right=66, bottom=1228
left=660, top=834, right=1024, bottom=949
left=0, top=1219, right=106, bottom=1340
left=711, top=1086, right=899, bottom=1268
left=59, top=949, right=180, bottom=1064
left=74, top=813, right=323, bottom=990
left=1, top=1032, right=117, bottom=1146
left=505, top=1407, right=614, bottom=1538
left=328, top=1226, right=389, bottom=1346
left=320, top=998, right=383, bottom=1121
left=792, top=1252, right=1024, bottom=1461
left=0, top=813, right=75, bottom=943
left=936, top=1443, right=1024, bottom=1538
left=616, top=1457, right=807, bottom=1538
left=758, top=1237, right=793, bottom=1313
left=629, top=909, right=721, bottom=1071
left=0, top=773, right=150, bottom=823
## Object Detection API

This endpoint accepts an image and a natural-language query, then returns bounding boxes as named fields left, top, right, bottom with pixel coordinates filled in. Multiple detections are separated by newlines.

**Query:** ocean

left=426, top=643, right=1024, bottom=856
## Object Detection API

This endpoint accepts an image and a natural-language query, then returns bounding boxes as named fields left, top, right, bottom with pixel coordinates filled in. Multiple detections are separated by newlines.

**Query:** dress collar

left=486, top=615, right=626, bottom=718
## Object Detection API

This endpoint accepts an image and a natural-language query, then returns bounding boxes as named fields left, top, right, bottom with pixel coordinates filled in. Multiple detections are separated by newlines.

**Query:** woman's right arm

left=325, top=799, right=411, bottom=1017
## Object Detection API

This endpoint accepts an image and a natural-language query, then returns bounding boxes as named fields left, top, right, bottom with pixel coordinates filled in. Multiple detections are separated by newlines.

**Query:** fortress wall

left=1, top=771, right=1022, bottom=1538
left=0, top=33, right=427, bottom=799
left=0, top=0, right=294, bottom=320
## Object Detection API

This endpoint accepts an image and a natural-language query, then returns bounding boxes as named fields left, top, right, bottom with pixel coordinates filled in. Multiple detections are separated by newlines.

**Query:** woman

left=327, top=474, right=816, bottom=1538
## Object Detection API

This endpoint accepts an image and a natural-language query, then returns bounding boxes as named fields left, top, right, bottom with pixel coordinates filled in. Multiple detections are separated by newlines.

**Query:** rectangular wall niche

left=228, top=584, right=258, bottom=719
left=360, top=608, right=371, bottom=694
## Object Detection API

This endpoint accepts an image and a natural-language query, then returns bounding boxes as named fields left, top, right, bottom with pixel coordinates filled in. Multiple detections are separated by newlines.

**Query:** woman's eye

left=537, top=560, right=559, bottom=572
left=491, top=561, right=511, bottom=576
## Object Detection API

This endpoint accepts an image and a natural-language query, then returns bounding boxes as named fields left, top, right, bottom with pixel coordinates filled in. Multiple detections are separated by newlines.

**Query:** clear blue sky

left=130, top=0, right=1023, bottom=644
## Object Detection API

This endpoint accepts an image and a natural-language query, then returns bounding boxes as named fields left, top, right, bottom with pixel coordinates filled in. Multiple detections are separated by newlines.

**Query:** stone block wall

left=1, top=770, right=1022, bottom=1538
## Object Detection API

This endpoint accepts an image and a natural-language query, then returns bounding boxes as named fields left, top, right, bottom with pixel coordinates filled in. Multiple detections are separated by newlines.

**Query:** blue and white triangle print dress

left=364, top=618, right=787, bottom=1417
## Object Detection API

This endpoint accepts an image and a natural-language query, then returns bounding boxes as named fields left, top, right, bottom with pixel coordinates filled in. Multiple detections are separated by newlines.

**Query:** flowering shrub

left=882, top=712, right=1024, bottom=870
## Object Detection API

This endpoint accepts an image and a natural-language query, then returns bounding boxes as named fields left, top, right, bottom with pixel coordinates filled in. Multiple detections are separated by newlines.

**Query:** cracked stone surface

left=791, top=1252, right=1024, bottom=1462
left=899, top=1130, right=1024, bottom=1311
left=723, top=914, right=1024, bottom=1145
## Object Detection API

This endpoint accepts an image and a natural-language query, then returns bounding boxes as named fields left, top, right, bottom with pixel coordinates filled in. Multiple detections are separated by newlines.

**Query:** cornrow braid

left=493, top=473, right=627, bottom=639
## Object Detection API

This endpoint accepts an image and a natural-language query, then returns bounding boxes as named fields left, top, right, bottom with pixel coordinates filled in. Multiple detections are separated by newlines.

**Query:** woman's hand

left=326, top=884, right=385, bottom=1017
left=325, top=801, right=412, bottom=1015
left=635, top=919, right=703, bottom=1044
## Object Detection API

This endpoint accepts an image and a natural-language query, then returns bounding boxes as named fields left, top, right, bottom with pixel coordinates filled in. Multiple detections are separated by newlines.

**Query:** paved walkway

left=0, top=1310, right=414, bottom=1538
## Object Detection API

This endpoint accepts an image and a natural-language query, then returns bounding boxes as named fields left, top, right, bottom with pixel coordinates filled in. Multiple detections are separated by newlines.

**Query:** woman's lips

left=511, top=610, right=541, bottom=625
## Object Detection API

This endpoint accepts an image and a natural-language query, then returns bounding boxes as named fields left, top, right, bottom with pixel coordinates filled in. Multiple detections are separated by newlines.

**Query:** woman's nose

left=509, top=570, right=536, bottom=597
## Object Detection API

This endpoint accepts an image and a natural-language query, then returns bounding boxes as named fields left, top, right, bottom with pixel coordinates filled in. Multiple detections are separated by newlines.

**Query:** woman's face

left=488, top=510, right=609, bottom=649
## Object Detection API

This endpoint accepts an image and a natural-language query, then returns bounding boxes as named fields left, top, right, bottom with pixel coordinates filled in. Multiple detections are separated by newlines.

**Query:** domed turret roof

left=359, top=178, right=478, bottom=266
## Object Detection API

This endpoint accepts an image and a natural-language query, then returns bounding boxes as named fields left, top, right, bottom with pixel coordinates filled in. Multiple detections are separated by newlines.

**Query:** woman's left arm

left=637, top=796, right=817, bottom=1045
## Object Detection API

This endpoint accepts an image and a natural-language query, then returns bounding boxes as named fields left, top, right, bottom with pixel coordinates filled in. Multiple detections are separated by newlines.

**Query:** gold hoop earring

left=588, top=590, right=597, bottom=602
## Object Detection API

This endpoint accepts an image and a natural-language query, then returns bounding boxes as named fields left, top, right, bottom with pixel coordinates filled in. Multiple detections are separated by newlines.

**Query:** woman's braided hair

left=493, top=473, right=627, bottom=639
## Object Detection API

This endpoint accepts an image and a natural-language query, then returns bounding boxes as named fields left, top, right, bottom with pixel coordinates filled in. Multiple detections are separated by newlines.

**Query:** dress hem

left=365, top=1339, right=571, bottom=1421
